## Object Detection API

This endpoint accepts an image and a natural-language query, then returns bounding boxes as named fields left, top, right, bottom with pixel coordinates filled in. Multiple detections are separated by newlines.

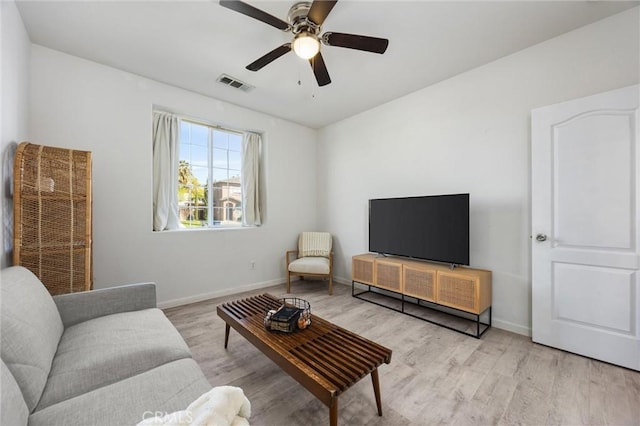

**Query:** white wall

left=317, top=8, right=640, bottom=335
left=29, top=46, right=318, bottom=305
left=12, top=6, right=640, bottom=329
left=1, top=0, right=30, bottom=268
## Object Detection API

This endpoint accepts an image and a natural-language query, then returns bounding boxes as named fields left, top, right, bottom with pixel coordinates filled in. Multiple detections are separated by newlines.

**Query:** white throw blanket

left=138, top=386, right=251, bottom=426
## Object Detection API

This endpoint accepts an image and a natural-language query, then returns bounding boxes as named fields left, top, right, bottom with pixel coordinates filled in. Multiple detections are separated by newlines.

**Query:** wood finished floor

left=163, top=281, right=640, bottom=426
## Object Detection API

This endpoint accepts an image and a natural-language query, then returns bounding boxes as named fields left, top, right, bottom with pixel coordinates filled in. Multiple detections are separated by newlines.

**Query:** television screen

left=369, top=194, right=469, bottom=265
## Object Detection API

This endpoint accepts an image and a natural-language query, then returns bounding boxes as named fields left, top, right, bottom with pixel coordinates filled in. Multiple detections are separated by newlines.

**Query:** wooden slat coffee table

left=217, top=294, right=392, bottom=426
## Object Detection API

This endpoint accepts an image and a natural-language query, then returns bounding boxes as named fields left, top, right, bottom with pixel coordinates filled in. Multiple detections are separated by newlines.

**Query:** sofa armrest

left=53, top=283, right=157, bottom=328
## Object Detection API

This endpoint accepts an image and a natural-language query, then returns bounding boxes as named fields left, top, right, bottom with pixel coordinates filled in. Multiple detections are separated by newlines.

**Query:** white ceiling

left=16, top=0, right=638, bottom=129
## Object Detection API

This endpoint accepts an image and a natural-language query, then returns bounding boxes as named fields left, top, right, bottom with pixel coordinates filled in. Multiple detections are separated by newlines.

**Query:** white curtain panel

left=152, top=111, right=181, bottom=231
left=242, top=132, right=262, bottom=226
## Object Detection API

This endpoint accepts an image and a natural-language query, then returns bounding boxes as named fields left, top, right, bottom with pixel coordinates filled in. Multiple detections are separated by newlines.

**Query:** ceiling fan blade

left=323, top=32, right=389, bottom=54
left=307, top=0, right=338, bottom=26
left=309, top=52, right=331, bottom=87
left=246, top=44, right=291, bottom=71
left=220, top=0, right=290, bottom=31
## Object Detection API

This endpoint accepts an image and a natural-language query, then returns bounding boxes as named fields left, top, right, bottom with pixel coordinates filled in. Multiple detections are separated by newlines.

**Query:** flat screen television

left=369, top=194, right=469, bottom=266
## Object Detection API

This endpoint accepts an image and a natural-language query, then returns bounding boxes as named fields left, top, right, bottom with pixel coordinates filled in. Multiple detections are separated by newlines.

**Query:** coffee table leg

left=330, top=397, right=338, bottom=426
left=224, top=323, right=230, bottom=349
left=371, top=368, right=382, bottom=416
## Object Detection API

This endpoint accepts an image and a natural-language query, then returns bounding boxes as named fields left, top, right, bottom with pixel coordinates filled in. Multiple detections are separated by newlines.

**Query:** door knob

left=536, top=234, right=547, bottom=242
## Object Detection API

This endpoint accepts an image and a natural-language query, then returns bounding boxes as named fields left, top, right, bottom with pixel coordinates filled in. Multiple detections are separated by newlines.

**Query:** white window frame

left=178, top=117, right=244, bottom=229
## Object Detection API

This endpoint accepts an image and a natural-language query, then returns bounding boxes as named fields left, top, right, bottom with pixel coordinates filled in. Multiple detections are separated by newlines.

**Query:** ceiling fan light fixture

left=293, top=32, right=320, bottom=59
left=220, top=0, right=389, bottom=87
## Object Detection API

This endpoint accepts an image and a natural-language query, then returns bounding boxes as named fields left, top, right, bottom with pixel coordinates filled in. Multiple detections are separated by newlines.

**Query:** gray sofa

left=1, top=266, right=212, bottom=426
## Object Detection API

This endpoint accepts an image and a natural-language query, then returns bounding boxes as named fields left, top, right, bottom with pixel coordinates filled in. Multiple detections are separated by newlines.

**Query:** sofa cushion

left=1, top=359, right=29, bottom=426
left=29, top=358, right=212, bottom=426
left=0, top=266, right=64, bottom=412
left=36, top=308, right=193, bottom=410
left=288, top=256, right=331, bottom=274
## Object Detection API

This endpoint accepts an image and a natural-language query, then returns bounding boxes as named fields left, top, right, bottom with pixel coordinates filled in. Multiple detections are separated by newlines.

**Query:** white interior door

left=532, top=84, right=640, bottom=371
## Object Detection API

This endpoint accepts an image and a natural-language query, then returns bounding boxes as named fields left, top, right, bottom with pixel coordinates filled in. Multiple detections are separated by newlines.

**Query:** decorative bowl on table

left=264, top=297, right=311, bottom=332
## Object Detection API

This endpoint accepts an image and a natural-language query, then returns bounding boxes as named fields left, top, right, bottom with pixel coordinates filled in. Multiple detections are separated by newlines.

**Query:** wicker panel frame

left=352, top=255, right=375, bottom=285
left=375, top=261, right=402, bottom=292
left=13, top=142, right=92, bottom=295
left=403, top=266, right=436, bottom=302
left=437, top=274, right=477, bottom=312
left=435, top=268, right=492, bottom=314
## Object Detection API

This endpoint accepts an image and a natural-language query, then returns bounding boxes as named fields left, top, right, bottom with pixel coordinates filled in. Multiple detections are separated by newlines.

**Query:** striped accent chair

left=286, top=232, right=334, bottom=295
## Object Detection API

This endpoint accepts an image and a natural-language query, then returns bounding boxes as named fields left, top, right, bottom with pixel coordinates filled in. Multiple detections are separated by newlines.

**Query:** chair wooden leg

left=329, top=274, right=333, bottom=295
left=287, top=272, right=291, bottom=293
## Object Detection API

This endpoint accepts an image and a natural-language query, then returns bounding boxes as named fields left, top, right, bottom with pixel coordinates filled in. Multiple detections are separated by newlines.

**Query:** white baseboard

left=491, top=318, right=531, bottom=336
left=158, top=275, right=352, bottom=309
left=159, top=275, right=533, bottom=338
left=157, top=278, right=284, bottom=309
left=333, top=275, right=351, bottom=285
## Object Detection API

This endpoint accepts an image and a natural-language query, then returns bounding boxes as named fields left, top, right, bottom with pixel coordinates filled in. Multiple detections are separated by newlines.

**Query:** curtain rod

left=154, top=109, right=261, bottom=136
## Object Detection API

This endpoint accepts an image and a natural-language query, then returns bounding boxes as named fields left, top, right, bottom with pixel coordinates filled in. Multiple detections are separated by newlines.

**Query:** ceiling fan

left=219, top=0, right=389, bottom=87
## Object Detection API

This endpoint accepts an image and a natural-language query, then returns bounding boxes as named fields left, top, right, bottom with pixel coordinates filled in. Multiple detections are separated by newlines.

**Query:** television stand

left=351, top=254, right=492, bottom=338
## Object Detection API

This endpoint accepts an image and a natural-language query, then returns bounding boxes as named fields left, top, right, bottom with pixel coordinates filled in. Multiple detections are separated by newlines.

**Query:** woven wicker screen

left=13, top=142, right=92, bottom=295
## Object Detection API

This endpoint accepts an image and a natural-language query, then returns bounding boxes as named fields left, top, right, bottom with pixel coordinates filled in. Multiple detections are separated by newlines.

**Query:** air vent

left=216, top=74, right=254, bottom=92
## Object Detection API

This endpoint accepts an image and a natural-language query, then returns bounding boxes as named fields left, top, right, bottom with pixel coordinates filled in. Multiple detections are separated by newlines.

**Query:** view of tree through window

left=178, top=121, right=243, bottom=228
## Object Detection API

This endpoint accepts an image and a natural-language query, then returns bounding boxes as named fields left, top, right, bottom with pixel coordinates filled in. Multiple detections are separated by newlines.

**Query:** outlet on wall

left=250, top=260, right=256, bottom=270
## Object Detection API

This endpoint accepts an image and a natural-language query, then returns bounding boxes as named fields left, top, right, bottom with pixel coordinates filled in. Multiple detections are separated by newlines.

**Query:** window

left=178, top=120, right=243, bottom=228
left=152, top=110, right=261, bottom=231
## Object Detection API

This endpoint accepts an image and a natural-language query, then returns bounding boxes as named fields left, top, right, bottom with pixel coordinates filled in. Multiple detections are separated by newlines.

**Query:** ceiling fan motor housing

left=288, top=2, right=320, bottom=36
